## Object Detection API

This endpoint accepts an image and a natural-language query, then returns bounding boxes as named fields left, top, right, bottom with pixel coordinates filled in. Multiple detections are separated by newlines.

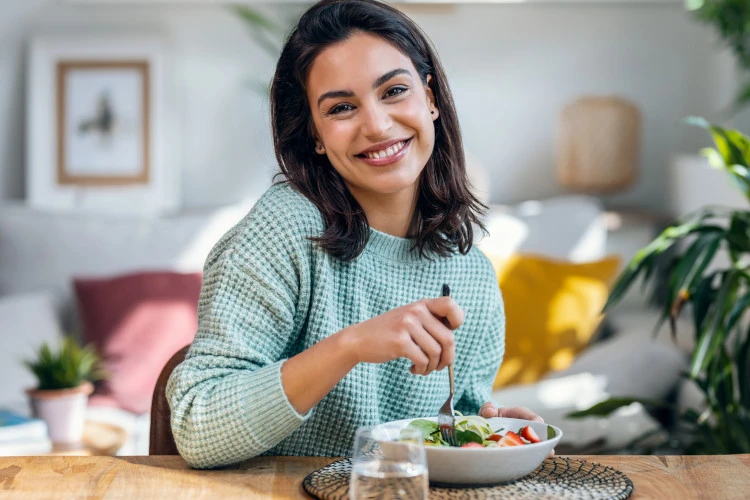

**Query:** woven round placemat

left=303, top=457, right=633, bottom=500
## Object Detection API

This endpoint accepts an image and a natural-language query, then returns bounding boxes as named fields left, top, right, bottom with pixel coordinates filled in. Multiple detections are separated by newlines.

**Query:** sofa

left=0, top=192, right=690, bottom=455
left=0, top=201, right=252, bottom=455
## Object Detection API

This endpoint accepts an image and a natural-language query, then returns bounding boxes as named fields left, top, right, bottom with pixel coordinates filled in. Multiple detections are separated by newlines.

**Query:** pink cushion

left=74, top=271, right=202, bottom=414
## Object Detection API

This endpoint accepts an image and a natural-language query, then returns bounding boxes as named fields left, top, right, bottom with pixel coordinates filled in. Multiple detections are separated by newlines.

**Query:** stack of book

left=0, top=409, right=52, bottom=456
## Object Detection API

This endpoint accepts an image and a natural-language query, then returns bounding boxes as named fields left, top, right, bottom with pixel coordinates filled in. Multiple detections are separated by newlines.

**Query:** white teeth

left=365, top=140, right=406, bottom=160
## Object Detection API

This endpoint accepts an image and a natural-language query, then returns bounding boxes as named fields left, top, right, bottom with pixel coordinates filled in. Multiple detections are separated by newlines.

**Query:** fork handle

left=448, top=363, right=454, bottom=397
left=441, top=284, right=455, bottom=397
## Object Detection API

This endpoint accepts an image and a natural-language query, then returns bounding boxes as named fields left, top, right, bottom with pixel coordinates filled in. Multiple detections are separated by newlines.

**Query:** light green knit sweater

left=167, top=182, right=504, bottom=469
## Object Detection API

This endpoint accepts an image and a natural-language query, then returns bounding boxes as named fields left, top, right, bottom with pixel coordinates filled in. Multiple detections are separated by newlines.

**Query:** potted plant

left=569, top=117, right=750, bottom=454
left=25, top=337, right=105, bottom=444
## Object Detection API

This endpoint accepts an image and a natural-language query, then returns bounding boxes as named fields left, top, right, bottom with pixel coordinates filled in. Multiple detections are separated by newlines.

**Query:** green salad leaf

left=547, top=425, right=555, bottom=440
left=408, top=419, right=439, bottom=441
left=456, top=429, right=484, bottom=445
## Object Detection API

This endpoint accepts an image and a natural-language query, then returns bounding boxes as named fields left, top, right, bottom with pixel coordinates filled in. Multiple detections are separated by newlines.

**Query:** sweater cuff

left=240, top=359, right=311, bottom=449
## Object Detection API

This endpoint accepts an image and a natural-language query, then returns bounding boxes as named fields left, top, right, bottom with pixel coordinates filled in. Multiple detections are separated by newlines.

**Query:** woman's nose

left=359, top=103, right=392, bottom=138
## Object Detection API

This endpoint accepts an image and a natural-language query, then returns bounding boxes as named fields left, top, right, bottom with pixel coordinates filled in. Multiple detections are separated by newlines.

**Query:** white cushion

left=546, top=319, right=688, bottom=399
left=492, top=373, right=663, bottom=450
left=0, top=292, right=63, bottom=412
left=493, top=317, right=688, bottom=451
left=479, top=195, right=606, bottom=262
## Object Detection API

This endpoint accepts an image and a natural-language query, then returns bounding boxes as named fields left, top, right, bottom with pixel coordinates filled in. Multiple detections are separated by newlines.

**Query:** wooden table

left=0, top=455, right=747, bottom=499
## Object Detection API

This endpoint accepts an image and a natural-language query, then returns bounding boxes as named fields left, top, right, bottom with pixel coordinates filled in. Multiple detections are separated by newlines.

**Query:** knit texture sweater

left=167, top=182, right=505, bottom=469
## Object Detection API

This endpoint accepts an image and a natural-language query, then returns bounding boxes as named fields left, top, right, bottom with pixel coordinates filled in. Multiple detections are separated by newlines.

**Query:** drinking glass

left=350, top=423, right=428, bottom=500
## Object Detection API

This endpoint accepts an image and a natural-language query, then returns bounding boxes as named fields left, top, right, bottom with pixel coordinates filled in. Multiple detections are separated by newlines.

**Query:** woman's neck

left=349, top=185, right=418, bottom=238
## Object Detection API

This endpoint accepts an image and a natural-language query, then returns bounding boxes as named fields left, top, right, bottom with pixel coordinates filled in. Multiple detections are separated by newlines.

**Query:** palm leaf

left=709, top=347, right=734, bottom=412
left=566, top=397, right=670, bottom=419
left=738, top=322, right=750, bottom=409
left=691, top=270, right=738, bottom=377
left=727, top=212, right=750, bottom=261
left=667, top=231, right=722, bottom=306
left=687, top=116, right=750, bottom=202
left=604, top=222, right=722, bottom=311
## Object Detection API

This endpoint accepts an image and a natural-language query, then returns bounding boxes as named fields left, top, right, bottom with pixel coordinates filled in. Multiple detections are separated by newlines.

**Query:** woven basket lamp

left=556, top=96, right=641, bottom=193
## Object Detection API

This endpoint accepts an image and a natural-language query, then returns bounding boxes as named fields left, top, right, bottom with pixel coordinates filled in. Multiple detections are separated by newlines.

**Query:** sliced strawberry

left=487, top=434, right=502, bottom=442
left=460, top=442, right=484, bottom=448
left=497, top=430, right=524, bottom=447
left=520, top=426, right=541, bottom=444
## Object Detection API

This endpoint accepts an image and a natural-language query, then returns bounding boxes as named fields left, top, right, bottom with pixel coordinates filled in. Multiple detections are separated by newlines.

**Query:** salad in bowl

left=408, top=413, right=549, bottom=449
left=377, top=413, right=562, bottom=485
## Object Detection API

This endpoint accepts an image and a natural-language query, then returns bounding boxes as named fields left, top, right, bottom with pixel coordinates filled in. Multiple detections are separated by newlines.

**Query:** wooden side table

left=48, top=420, right=127, bottom=456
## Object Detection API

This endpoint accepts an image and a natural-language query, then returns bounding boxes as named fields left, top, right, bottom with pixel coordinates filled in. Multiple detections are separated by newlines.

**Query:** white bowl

left=376, top=416, right=562, bottom=485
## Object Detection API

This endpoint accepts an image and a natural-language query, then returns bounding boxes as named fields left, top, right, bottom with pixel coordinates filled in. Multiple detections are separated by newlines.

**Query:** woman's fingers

left=409, top=327, right=443, bottom=375
left=498, top=406, right=544, bottom=423
left=479, top=402, right=498, bottom=418
left=401, top=338, right=430, bottom=375
left=419, top=311, right=455, bottom=371
left=424, top=297, right=464, bottom=330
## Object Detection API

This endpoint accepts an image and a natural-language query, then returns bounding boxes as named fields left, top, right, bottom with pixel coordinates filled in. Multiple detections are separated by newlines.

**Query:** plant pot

left=26, top=381, right=94, bottom=444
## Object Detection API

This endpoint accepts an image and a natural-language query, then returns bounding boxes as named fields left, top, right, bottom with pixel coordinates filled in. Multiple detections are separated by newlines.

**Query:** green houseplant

left=25, top=337, right=105, bottom=444
left=570, top=117, right=750, bottom=454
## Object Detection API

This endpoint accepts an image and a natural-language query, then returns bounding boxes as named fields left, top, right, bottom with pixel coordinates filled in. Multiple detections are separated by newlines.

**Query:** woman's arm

left=281, top=297, right=464, bottom=415
left=167, top=253, right=307, bottom=469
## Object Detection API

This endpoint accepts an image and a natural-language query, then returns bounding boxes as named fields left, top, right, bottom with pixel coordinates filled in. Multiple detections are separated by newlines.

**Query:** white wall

left=0, top=1, right=739, bottom=211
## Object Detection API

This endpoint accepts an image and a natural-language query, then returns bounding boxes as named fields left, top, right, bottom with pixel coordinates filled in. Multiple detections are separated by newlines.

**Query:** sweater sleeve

left=454, top=279, right=505, bottom=415
left=166, top=189, right=314, bottom=469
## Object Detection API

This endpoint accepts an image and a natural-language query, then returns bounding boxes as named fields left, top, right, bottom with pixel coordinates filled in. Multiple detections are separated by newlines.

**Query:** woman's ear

left=425, top=74, right=439, bottom=121
left=311, top=127, right=326, bottom=155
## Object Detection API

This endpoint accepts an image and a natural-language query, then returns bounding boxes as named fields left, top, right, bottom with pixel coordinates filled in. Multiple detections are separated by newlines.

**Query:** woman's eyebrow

left=372, top=68, right=411, bottom=89
left=316, top=68, right=412, bottom=108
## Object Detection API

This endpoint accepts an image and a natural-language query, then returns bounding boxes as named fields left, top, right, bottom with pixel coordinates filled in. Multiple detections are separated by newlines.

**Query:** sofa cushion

left=479, top=195, right=607, bottom=262
left=545, top=316, right=688, bottom=400
left=486, top=253, right=621, bottom=388
left=74, top=271, right=202, bottom=414
left=494, top=312, right=688, bottom=452
left=492, top=372, right=664, bottom=451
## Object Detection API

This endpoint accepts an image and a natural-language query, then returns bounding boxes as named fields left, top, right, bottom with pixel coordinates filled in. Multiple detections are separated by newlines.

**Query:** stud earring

left=316, top=144, right=325, bottom=154
left=431, top=110, right=435, bottom=115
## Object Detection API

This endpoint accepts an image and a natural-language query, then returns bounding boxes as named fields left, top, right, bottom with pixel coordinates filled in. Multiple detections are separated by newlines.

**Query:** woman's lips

left=357, top=138, right=412, bottom=166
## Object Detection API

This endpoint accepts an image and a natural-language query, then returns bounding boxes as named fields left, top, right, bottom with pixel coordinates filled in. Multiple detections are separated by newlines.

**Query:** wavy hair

left=270, top=0, right=486, bottom=261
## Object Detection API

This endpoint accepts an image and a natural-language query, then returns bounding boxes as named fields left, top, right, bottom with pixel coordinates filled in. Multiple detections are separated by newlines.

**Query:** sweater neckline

left=365, top=227, right=424, bottom=263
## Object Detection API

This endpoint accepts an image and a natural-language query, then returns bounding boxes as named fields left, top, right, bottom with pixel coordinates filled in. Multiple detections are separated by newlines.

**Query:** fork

left=437, top=283, right=458, bottom=447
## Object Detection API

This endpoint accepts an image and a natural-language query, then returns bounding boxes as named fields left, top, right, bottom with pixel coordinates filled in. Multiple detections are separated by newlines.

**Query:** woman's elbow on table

left=168, top=395, right=271, bottom=469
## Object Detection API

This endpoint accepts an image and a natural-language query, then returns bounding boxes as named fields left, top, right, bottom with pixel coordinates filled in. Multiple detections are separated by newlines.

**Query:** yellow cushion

left=484, top=253, right=622, bottom=389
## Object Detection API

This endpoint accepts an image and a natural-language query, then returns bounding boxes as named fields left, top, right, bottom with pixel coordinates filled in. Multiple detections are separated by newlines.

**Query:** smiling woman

left=166, top=0, right=541, bottom=470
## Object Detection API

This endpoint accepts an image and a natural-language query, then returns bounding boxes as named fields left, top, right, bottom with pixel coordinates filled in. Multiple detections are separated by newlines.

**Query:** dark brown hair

left=270, top=0, right=485, bottom=261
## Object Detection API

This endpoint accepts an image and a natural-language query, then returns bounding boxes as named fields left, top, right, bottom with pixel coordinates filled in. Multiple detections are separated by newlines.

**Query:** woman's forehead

left=307, top=32, right=416, bottom=95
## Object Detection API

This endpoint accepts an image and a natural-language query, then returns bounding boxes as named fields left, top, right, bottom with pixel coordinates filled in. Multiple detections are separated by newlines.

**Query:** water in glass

left=350, top=425, right=428, bottom=500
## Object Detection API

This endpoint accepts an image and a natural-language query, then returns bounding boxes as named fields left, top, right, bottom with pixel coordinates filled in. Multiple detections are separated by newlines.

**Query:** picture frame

left=27, top=35, right=178, bottom=214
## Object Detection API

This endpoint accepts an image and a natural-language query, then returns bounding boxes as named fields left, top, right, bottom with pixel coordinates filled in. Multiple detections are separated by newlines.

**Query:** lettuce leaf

left=408, top=419, right=439, bottom=442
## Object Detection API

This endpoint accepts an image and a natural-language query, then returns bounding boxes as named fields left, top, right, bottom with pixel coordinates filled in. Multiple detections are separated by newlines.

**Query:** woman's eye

left=328, top=103, right=354, bottom=115
left=384, top=86, right=408, bottom=98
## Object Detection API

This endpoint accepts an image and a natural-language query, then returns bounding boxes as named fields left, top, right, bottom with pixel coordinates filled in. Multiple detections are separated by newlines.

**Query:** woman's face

left=306, top=32, right=439, bottom=203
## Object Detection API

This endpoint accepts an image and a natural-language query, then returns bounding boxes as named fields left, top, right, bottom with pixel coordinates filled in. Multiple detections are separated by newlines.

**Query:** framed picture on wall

left=27, top=35, right=178, bottom=214
left=57, top=60, right=150, bottom=187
